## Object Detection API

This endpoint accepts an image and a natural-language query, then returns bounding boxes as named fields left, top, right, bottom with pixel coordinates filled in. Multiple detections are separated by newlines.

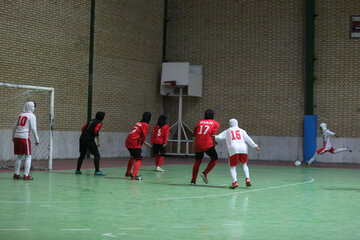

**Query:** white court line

left=0, top=178, right=314, bottom=204
left=118, top=228, right=145, bottom=230
left=61, top=229, right=90, bottom=231
left=0, top=229, right=31, bottom=231
left=143, top=178, right=315, bottom=201
left=172, top=225, right=199, bottom=229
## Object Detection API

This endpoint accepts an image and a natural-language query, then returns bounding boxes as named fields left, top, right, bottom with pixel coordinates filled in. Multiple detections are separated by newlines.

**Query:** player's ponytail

left=141, top=112, right=152, bottom=124
left=157, top=115, right=167, bottom=127
left=95, top=111, right=105, bottom=121
left=204, top=109, right=214, bottom=119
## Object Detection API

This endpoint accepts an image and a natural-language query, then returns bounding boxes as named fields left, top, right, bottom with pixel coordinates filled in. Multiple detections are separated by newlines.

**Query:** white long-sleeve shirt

left=215, top=127, right=258, bottom=156
left=12, top=102, right=39, bottom=143
left=322, top=129, right=335, bottom=150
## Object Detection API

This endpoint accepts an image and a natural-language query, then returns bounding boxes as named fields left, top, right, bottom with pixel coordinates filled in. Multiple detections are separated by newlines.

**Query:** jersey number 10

left=18, top=116, right=28, bottom=127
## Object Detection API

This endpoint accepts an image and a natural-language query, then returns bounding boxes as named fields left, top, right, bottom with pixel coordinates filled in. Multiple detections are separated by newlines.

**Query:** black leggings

left=77, top=137, right=100, bottom=172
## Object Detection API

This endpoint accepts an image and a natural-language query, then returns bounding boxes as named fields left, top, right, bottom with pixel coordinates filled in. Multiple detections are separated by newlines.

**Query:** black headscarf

left=141, top=112, right=152, bottom=123
left=95, top=111, right=105, bottom=121
left=204, top=109, right=214, bottom=119
left=157, top=115, right=167, bottom=127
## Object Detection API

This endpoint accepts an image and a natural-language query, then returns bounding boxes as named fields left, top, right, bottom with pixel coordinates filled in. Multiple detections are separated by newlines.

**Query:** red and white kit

left=215, top=119, right=259, bottom=187
left=125, top=121, right=149, bottom=149
left=193, top=119, right=220, bottom=152
left=12, top=102, right=39, bottom=155
left=151, top=124, right=170, bottom=145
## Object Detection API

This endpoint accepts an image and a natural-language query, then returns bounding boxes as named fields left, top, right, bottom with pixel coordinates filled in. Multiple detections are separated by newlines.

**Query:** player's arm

left=12, top=118, right=19, bottom=140
left=243, top=130, right=259, bottom=151
left=214, top=130, right=226, bottom=143
left=94, top=123, right=102, bottom=147
left=142, top=124, right=152, bottom=147
left=163, top=125, right=170, bottom=147
left=29, top=114, right=40, bottom=145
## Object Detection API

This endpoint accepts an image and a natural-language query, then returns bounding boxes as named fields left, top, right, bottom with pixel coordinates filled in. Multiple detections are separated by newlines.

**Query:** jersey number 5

left=231, top=130, right=241, bottom=140
left=18, top=116, right=28, bottom=127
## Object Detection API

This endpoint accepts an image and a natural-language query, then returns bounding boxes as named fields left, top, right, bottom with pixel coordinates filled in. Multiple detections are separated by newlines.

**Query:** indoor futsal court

left=0, top=158, right=359, bottom=240
left=1, top=1, right=360, bottom=240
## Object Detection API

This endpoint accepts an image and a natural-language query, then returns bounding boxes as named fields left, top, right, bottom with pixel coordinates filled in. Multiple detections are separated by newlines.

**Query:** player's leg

left=13, top=155, right=23, bottom=179
left=13, top=138, right=27, bottom=179
left=125, top=148, right=136, bottom=177
left=201, top=147, right=219, bottom=184
left=240, top=154, right=251, bottom=186
left=308, top=147, right=324, bottom=166
left=130, top=149, right=143, bottom=180
left=229, top=154, right=239, bottom=189
left=23, top=155, right=33, bottom=180
left=89, top=141, right=104, bottom=175
left=191, top=152, right=203, bottom=184
left=76, top=137, right=88, bottom=174
left=153, top=144, right=160, bottom=171
left=333, top=147, right=352, bottom=154
left=155, top=145, right=166, bottom=172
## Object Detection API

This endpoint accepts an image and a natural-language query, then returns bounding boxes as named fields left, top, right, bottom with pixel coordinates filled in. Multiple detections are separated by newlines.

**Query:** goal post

left=0, top=82, right=54, bottom=171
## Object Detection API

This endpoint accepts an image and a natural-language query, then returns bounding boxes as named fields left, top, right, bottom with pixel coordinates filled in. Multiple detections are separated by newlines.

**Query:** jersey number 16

left=231, top=130, right=241, bottom=140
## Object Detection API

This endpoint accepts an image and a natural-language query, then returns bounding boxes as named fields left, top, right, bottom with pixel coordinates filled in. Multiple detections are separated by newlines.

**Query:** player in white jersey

left=12, top=101, right=39, bottom=180
left=215, top=119, right=260, bottom=189
left=307, top=123, right=351, bottom=166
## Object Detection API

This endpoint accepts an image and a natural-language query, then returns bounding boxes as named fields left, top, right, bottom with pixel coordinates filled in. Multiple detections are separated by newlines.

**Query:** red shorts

left=229, top=154, right=248, bottom=167
left=317, top=147, right=334, bottom=155
left=13, top=138, right=31, bottom=155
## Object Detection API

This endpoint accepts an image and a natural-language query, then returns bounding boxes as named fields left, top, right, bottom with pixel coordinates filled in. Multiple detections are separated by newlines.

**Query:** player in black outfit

left=75, top=111, right=105, bottom=175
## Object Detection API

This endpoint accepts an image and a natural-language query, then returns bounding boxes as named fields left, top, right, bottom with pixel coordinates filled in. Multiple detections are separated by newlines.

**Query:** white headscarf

left=320, top=122, right=327, bottom=131
left=229, top=118, right=238, bottom=128
left=23, top=101, right=35, bottom=113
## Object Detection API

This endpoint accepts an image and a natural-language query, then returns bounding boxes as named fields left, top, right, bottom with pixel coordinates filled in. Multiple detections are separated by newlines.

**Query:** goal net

left=0, top=83, right=54, bottom=171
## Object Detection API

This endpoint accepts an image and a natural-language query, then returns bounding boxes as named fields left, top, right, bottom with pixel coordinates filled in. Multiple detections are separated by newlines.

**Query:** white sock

left=14, top=155, right=23, bottom=175
left=308, top=156, right=316, bottom=164
left=333, top=147, right=348, bottom=154
left=243, top=163, right=250, bottom=179
left=230, top=166, right=237, bottom=183
left=24, top=155, right=32, bottom=176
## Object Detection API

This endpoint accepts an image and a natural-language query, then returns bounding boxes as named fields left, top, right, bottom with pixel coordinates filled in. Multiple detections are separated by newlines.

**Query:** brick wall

left=0, top=0, right=165, bottom=134
left=0, top=0, right=90, bottom=131
left=314, top=0, right=360, bottom=137
left=165, top=0, right=306, bottom=137
left=92, top=0, right=164, bottom=132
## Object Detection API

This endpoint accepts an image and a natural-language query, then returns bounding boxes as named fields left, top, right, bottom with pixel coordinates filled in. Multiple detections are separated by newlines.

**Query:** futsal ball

left=294, top=160, right=301, bottom=167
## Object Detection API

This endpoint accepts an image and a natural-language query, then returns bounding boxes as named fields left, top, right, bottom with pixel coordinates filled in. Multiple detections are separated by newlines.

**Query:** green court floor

left=0, top=163, right=359, bottom=240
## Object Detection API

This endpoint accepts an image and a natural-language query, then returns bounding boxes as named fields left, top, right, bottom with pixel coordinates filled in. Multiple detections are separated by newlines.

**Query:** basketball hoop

left=163, top=81, right=176, bottom=89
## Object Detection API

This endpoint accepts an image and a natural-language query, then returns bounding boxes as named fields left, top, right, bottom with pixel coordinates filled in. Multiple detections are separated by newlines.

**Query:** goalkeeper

left=75, top=111, right=105, bottom=175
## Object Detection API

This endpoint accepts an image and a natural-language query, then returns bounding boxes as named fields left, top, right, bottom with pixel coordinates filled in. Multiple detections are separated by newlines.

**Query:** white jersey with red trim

left=215, top=119, right=258, bottom=157
left=322, top=129, right=335, bottom=150
left=12, top=102, right=39, bottom=142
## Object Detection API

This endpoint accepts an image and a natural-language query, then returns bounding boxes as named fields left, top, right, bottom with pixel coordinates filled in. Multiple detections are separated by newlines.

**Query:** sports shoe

left=94, top=171, right=105, bottom=176
left=125, top=172, right=132, bottom=177
left=131, top=176, right=142, bottom=181
left=13, top=174, right=21, bottom=180
left=190, top=180, right=196, bottom=185
left=23, top=175, right=33, bottom=180
left=347, top=146, right=352, bottom=152
left=201, top=172, right=208, bottom=184
left=155, top=166, right=165, bottom=172
left=245, top=178, right=251, bottom=187
left=75, top=170, right=82, bottom=174
left=230, top=181, right=239, bottom=189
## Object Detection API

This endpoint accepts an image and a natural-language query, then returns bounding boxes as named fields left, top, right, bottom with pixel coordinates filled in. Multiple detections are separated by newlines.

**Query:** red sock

left=157, top=156, right=164, bottom=167
left=155, top=154, right=159, bottom=167
left=203, top=159, right=218, bottom=174
left=192, top=159, right=202, bottom=182
left=126, top=158, right=135, bottom=175
left=132, top=159, right=142, bottom=177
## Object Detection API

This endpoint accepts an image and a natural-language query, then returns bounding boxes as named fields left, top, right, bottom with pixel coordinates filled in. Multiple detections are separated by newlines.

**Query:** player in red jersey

left=191, top=109, right=220, bottom=184
left=149, top=115, right=170, bottom=172
left=125, top=112, right=151, bottom=180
